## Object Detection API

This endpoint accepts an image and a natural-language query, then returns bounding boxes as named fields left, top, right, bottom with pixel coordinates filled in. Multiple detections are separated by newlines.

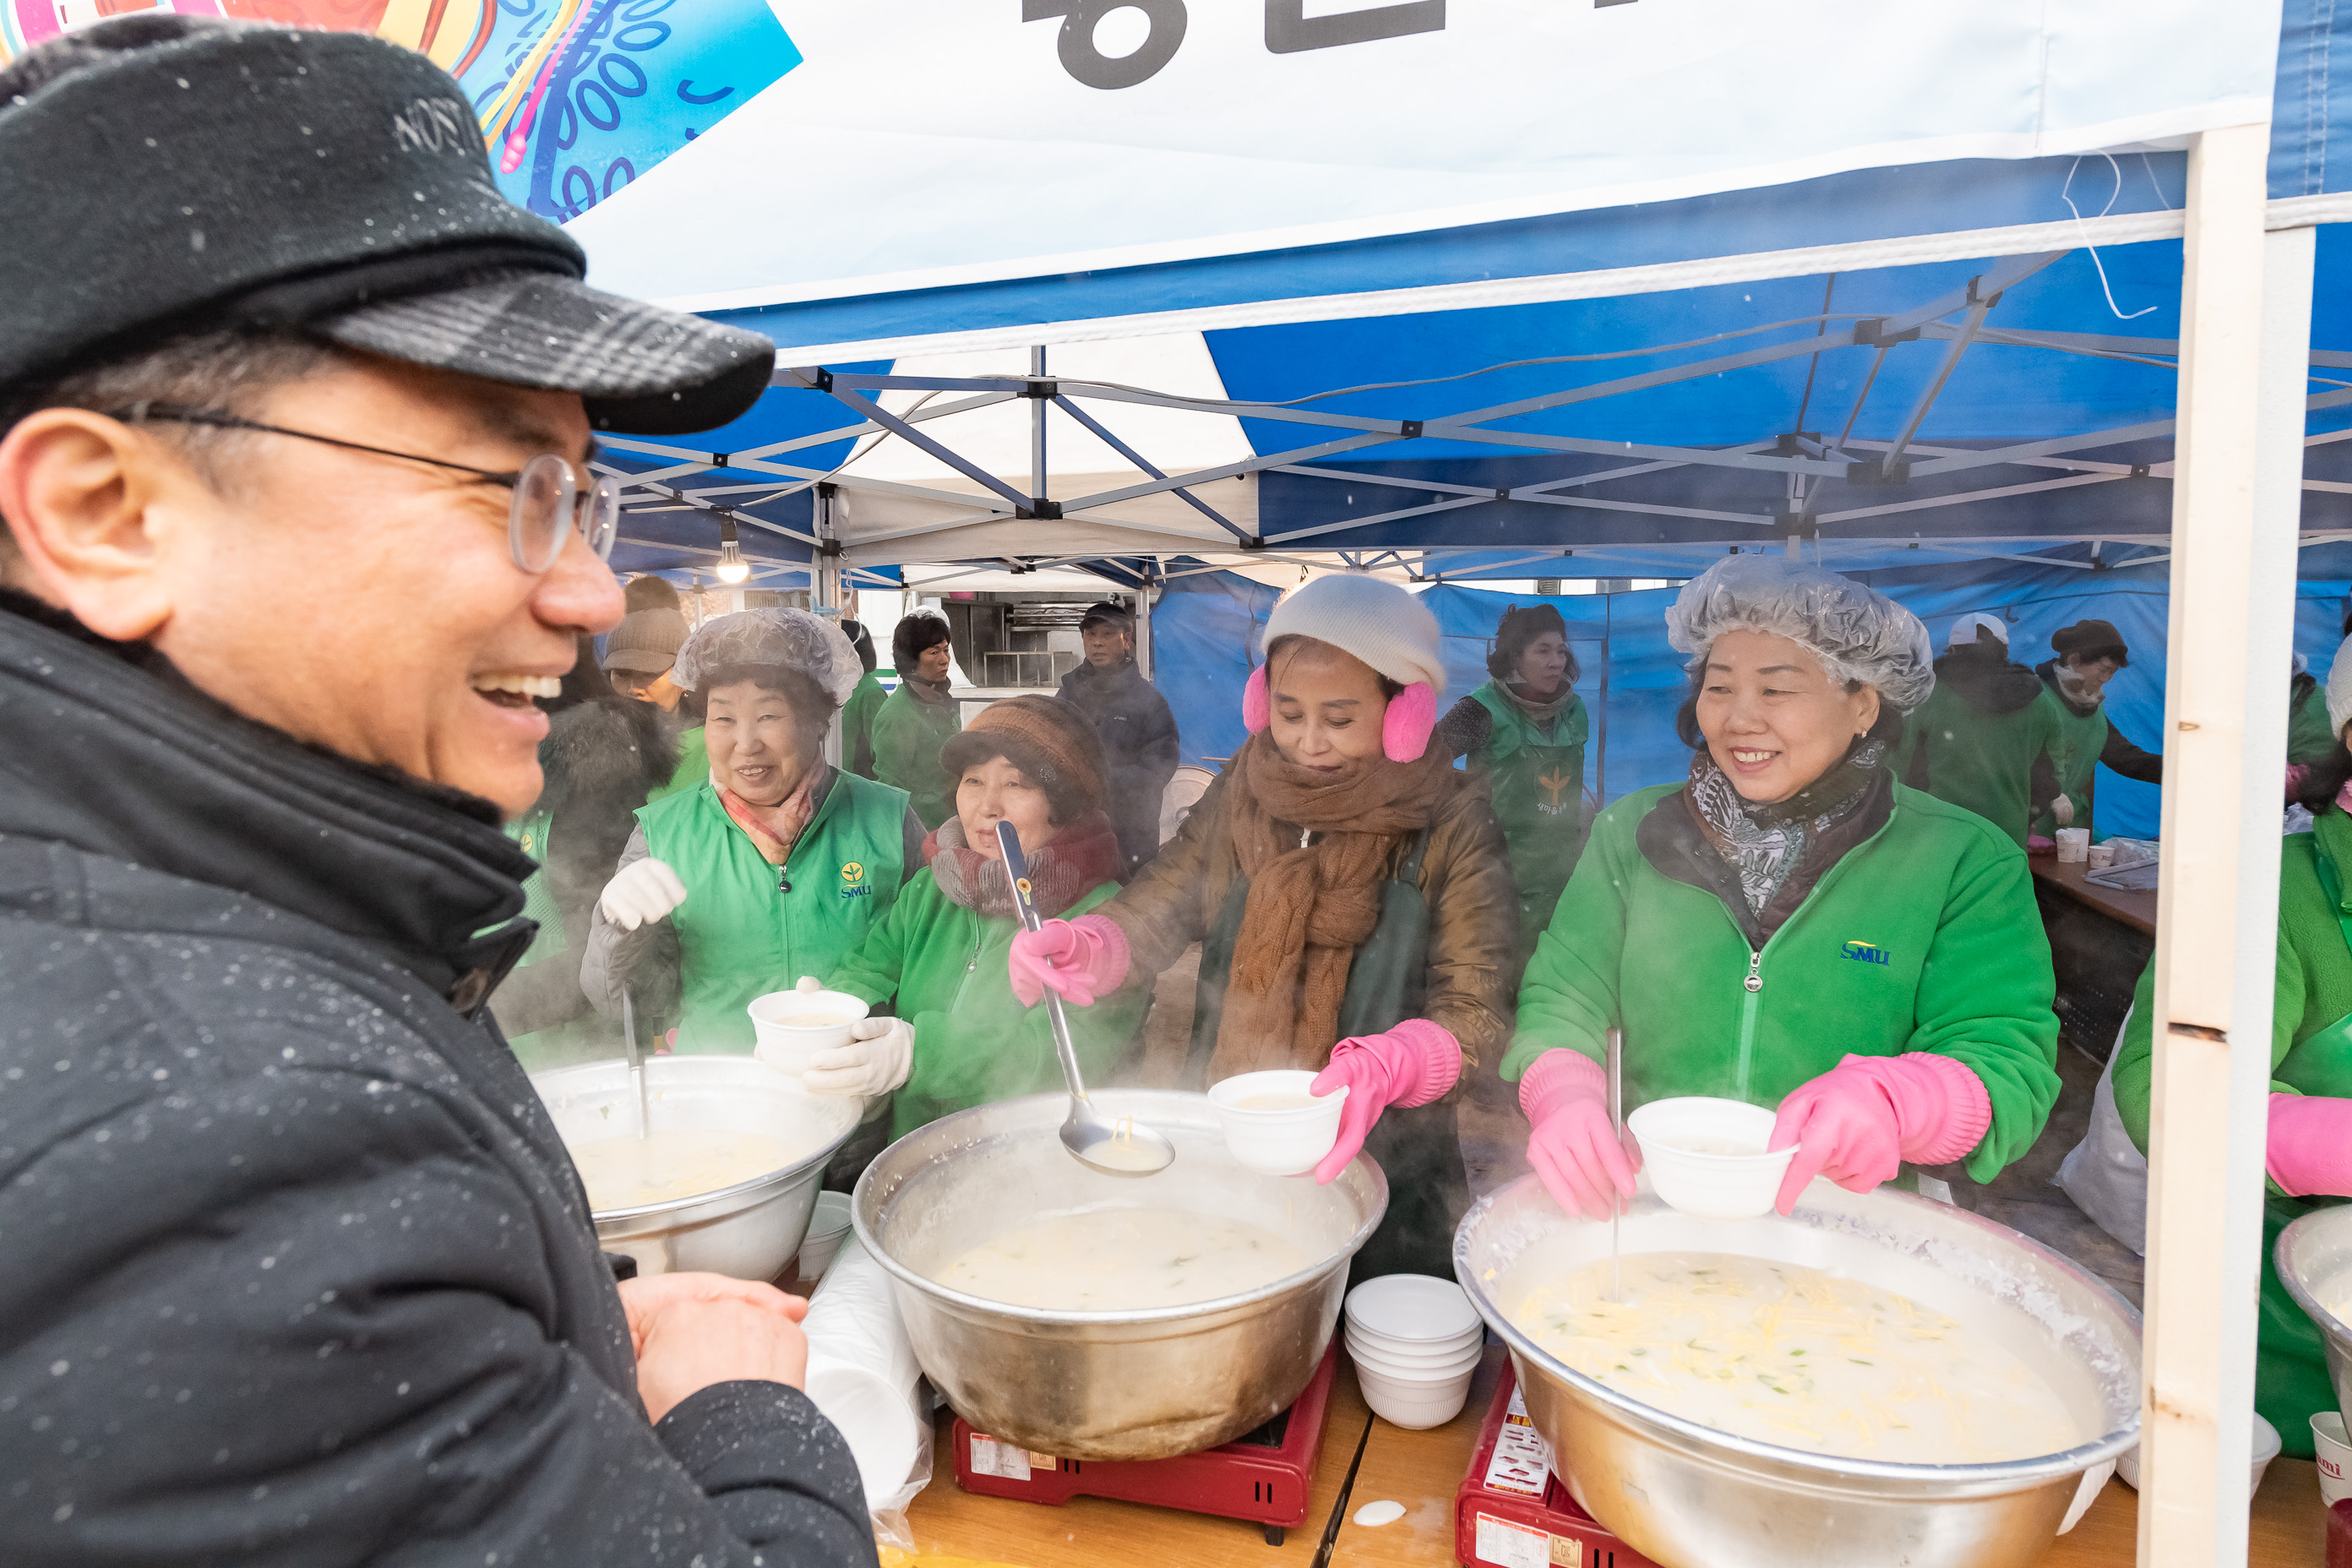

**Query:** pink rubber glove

left=1520, top=1048, right=1639, bottom=1222
left=1007, top=912, right=1130, bottom=1007
left=1307, top=1020, right=1462, bottom=1184
left=2268, top=1094, right=2352, bottom=1197
left=2026, top=835, right=2056, bottom=856
left=1770, top=1053, right=1991, bottom=1216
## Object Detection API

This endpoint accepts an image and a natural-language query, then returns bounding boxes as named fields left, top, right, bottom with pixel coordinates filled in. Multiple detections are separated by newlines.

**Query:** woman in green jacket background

left=1897, top=612, right=2064, bottom=846
left=581, top=609, right=925, bottom=1054
left=784, top=697, right=1146, bottom=1136
left=1439, top=602, right=1589, bottom=949
left=873, top=610, right=962, bottom=829
left=2028, top=618, right=2162, bottom=841
left=838, top=616, right=890, bottom=780
left=2108, top=650, right=2352, bottom=1456
left=1508, top=556, right=2061, bottom=1222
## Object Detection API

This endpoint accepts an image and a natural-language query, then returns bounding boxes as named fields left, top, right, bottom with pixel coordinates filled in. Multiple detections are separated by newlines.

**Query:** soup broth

left=571, top=1129, right=800, bottom=1211
left=933, top=1208, right=1310, bottom=1309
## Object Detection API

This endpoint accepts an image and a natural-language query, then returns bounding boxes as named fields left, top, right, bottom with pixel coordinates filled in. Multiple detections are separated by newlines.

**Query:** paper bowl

left=1355, top=1361, right=1476, bottom=1429
left=1345, top=1318, right=1484, bottom=1363
left=1346, top=1332, right=1484, bottom=1380
left=1208, top=1069, right=1347, bottom=1177
left=1627, top=1097, right=1796, bottom=1221
left=1346, top=1272, right=1480, bottom=1342
left=794, top=1190, right=857, bottom=1285
left=748, top=988, right=870, bottom=1073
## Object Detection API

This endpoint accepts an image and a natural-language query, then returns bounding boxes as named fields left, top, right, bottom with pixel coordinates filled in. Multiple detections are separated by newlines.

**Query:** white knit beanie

left=1263, top=574, right=1447, bottom=695
left=2326, top=634, right=2352, bottom=739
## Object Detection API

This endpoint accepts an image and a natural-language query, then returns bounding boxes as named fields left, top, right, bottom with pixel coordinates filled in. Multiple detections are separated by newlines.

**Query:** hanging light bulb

left=715, top=513, right=750, bottom=585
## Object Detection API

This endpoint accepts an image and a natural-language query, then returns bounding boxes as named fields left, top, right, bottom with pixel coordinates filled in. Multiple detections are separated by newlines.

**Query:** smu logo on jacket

left=1840, top=939, right=1892, bottom=967
left=841, top=861, right=871, bottom=899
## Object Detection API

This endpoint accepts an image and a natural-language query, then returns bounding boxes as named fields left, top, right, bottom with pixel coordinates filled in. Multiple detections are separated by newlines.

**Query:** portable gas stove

left=1454, top=1360, right=1659, bottom=1568
left=950, top=1342, right=1338, bottom=1544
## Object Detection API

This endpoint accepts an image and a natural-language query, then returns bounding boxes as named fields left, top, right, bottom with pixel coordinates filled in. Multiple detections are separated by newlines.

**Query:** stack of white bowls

left=1344, top=1274, right=1484, bottom=1429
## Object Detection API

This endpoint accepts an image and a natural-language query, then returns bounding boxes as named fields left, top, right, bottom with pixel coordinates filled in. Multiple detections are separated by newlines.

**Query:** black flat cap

left=0, top=16, right=770, bottom=434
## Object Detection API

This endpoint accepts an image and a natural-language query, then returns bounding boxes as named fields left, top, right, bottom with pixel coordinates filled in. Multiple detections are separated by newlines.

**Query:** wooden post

left=2138, top=121, right=2300, bottom=1568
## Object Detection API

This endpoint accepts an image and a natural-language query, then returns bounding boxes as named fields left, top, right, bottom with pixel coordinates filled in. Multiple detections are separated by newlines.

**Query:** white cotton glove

left=802, top=1016, right=914, bottom=1097
left=597, top=858, right=689, bottom=931
left=2051, top=795, right=2076, bottom=828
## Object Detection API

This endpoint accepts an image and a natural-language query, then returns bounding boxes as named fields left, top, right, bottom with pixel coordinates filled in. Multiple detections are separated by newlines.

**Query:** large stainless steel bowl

left=2275, top=1205, right=2352, bottom=1423
left=1456, top=1178, right=2142, bottom=1568
left=533, top=1056, right=862, bottom=1280
left=854, top=1089, right=1386, bottom=1461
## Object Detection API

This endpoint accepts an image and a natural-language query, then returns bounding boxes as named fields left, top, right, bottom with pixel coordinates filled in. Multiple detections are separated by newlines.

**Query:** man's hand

left=616, top=1271, right=811, bottom=1424
left=2050, top=794, right=2075, bottom=828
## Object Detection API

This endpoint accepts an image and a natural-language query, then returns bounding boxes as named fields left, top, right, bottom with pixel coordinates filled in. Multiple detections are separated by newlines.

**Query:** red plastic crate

left=950, top=1342, right=1337, bottom=1545
left=1454, top=1359, right=1660, bottom=1568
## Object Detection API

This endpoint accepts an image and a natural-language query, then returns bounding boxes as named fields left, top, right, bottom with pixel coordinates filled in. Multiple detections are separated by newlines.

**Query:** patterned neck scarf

left=1685, top=736, right=1887, bottom=914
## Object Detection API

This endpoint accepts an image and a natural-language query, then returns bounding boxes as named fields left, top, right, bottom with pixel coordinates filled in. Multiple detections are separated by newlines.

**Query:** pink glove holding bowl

left=1308, top=1019, right=1462, bottom=1184
left=1519, top=1048, right=1639, bottom=1222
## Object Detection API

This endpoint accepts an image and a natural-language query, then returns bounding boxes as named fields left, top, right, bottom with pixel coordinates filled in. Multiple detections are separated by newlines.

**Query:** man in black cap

left=0, top=16, right=871, bottom=1567
left=2029, top=618, right=2162, bottom=840
left=1055, top=599, right=1180, bottom=874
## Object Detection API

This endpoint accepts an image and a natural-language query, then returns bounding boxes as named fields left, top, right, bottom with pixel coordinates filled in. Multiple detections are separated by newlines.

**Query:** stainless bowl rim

left=533, top=1057, right=859, bottom=1222
left=1454, top=1175, right=2143, bottom=1488
left=2274, top=1206, right=2352, bottom=1341
left=852, top=1092, right=1388, bottom=1327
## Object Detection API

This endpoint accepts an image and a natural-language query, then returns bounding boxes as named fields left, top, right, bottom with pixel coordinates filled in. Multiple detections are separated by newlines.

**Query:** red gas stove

left=950, top=1342, right=1338, bottom=1544
left=1453, top=1360, right=1659, bottom=1568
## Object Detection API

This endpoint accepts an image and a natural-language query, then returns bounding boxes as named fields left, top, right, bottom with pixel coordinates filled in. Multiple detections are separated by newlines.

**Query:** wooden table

left=2033, top=856, right=2159, bottom=937
left=2032, top=856, right=2158, bottom=1060
left=891, top=1348, right=2326, bottom=1567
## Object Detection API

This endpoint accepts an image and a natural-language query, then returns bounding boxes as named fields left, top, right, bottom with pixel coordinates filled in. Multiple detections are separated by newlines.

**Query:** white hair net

left=1664, top=555, right=1936, bottom=715
left=671, top=608, right=863, bottom=707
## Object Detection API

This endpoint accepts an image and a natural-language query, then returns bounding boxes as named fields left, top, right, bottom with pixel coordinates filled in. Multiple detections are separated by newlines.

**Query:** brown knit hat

left=2050, top=618, right=2130, bottom=667
left=940, top=695, right=1107, bottom=822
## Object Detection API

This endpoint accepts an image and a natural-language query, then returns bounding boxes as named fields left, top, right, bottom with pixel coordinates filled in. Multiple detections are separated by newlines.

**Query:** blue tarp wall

left=1149, top=555, right=2352, bottom=841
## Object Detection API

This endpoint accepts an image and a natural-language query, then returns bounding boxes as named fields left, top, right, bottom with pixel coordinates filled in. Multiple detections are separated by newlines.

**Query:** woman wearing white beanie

left=1009, top=573, right=1517, bottom=1280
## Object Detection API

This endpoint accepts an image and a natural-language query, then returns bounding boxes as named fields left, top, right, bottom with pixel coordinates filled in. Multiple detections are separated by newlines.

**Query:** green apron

left=1467, top=682, right=1589, bottom=941
left=2030, top=698, right=2108, bottom=841
left=2262, top=858, right=2352, bottom=1456
left=1188, top=831, right=1467, bottom=1284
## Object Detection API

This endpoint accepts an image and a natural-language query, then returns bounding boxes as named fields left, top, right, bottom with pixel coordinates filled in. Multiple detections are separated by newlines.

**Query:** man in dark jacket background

left=1056, top=600, right=1181, bottom=874
left=0, top=16, right=871, bottom=1567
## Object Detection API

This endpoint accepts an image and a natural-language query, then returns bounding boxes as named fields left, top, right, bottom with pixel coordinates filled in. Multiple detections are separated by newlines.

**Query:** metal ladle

left=620, top=983, right=652, bottom=1141
left=996, top=819, right=1174, bottom=1178
left=1607, top=1024, right=1625, bottom=1300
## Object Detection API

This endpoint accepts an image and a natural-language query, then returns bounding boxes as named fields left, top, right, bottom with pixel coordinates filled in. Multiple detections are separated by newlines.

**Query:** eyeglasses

left=112, top=403, right=620, bottom=574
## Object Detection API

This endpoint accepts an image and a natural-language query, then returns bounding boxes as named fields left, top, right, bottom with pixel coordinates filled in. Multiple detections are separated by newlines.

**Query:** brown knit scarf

left=1214, top=731, right=1458, bottom=1075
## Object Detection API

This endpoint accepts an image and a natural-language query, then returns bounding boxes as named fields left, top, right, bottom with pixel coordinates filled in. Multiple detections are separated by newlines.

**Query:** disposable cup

left=1207, top=1069, right=1347, bottom=1176
left=1345, top=1274, right=1480, bottom=1343
left=2056, top=827, right=2092, bottom=863
left=2087, top=843, right=2117, bottom=871
left=747, top=988, right=869, bottom=1075
left=1626, top=1097, right=1795, bottom=1221
left=1356, top=1362, right=1476, bottom=1429
left=2317, top=1413, right=2352, bottom=1505
left=793, top=1190, right=856, bottom=1285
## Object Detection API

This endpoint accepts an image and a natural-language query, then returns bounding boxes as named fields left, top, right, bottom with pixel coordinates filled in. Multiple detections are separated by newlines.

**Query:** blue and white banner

left=570, top=0, right=2281, bottom=311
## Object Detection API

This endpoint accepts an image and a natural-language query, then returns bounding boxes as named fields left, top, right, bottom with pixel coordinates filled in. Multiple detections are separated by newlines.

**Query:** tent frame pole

left=2137, top=120, right=2293, bottom=1568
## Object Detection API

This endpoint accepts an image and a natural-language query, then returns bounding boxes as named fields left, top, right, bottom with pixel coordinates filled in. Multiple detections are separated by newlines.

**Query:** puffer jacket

left=1098, top=765, right=1518, bottom=1085
left=0, top=595, right=874, bottom=1568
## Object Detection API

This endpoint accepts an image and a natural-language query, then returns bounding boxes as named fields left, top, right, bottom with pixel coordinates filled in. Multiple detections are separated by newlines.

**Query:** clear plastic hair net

left=1664, top=555, right=1936, bottom=714
left=671, top=608, right=863, bottom=706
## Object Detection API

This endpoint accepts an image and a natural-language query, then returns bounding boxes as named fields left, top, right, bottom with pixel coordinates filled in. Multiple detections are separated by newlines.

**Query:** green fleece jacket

left=2112, top=808, right=2352, bottom=1458
left=826, top=874, right=1146, bottom=1138
left=870, top=683, right=961, bottom=830
left=1505, top=780, right=2060, bottom=1184
left=843, top=671, right=889, bottom=780
left=1897, top=660, right=2064, bottom=847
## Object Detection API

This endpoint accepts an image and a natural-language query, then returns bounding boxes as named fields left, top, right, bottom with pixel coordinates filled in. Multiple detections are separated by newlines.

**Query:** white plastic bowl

left=1345, top=1319, right=1484, bottom=1363
left=1356, top=1361, right=1476, bottom=1429
left=1207, top=1069, right=1347, bottom=1176
left=2115, top=1413, right=2282, bottom=1501
left=748, top=988, right=870, bottom=1074
left=1346, top=1334, right=1483, bottom=1380
left=794, top=1190, right=856, bottom=1285
left=1346, top=1272, right=1480, bottom=1343
left=1626, top=1096, right=1796, bottom=1221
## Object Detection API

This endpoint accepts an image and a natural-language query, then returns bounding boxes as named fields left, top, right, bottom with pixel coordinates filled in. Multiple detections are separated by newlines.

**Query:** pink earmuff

left=1242, top=663, right=1271, bottom=732
left=1382, top=682, right=1438, bottom=761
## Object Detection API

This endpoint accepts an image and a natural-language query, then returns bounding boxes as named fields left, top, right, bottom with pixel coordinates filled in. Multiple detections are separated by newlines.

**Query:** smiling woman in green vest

left=1440, top=602, right=1589, bottom=948
left=1505, top=557, right=2061, bottom=1222
left=581, top=608, right=925, bottom=1054
left=776, top=697, right=1146, bottom=1137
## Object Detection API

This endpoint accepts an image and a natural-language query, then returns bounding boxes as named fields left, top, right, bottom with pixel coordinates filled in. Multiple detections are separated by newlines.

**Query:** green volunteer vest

left=1466, top=680, right=1590, bottom=934
left=638, top=770, right=908, bottom=1054
left=2031, top=697, right=2108, bottom=840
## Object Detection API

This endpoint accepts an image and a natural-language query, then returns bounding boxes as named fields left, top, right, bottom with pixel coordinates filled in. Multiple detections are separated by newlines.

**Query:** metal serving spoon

left=620, top=983, right=653, bottom=1141
left=996, top=819, right=1175, bottom=1178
